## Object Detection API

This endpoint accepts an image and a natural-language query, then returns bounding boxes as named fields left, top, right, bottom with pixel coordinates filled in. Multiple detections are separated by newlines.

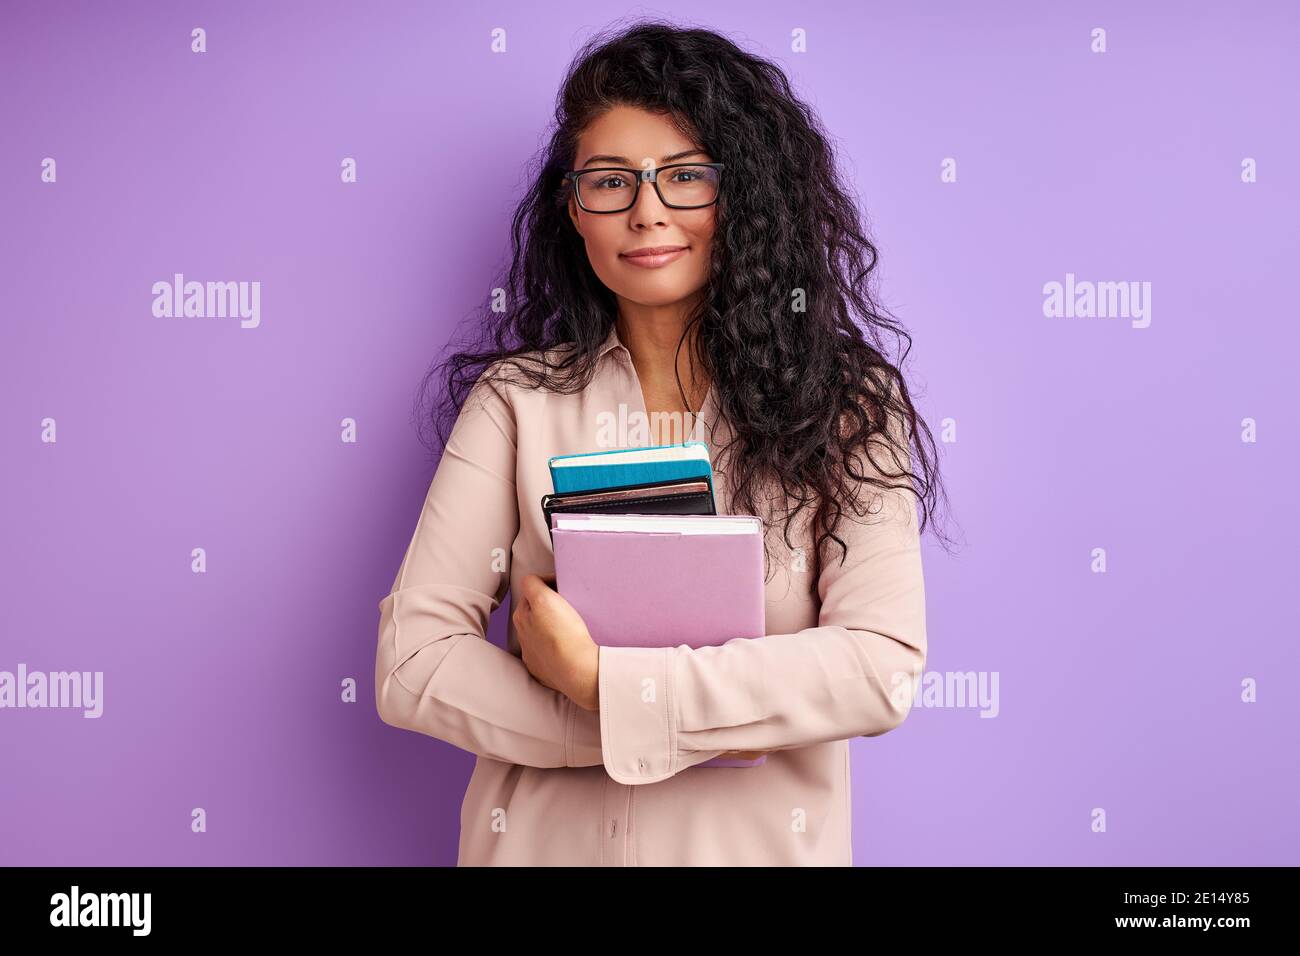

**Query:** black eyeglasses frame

left=563, top=162, right=726, bottom=213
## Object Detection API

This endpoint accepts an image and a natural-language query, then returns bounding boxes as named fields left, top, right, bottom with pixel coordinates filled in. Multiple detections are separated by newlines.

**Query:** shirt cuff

left=596, top=644, right=721, bottom=784
left=564, top=693, right=603, bottom=767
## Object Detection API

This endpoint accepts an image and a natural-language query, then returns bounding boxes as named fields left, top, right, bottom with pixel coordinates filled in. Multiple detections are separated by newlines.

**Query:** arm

left=596, top=423, right=927, bottom=785
left=374, top=369, right=603, bottom=768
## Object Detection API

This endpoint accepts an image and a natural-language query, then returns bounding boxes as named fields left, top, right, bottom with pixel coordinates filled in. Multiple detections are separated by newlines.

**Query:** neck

left=615, top=300, right=710, bottom=412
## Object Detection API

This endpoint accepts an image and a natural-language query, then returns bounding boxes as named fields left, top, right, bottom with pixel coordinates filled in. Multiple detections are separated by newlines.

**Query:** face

left=567, top=105, right=717, bottom=310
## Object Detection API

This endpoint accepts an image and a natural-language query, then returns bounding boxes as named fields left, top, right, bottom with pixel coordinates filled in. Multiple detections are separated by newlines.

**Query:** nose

left=627, top=173, right=670, bottom=228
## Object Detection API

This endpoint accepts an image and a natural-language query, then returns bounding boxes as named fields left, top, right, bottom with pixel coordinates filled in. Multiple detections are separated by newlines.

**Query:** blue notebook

left=548, top=441, right=714, bottom=496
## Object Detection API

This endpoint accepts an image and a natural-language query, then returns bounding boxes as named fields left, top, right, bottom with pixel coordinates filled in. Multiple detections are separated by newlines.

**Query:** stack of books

left=544, top=442, right=768, bottom=769
left=541, top=441, right=718, bottom=529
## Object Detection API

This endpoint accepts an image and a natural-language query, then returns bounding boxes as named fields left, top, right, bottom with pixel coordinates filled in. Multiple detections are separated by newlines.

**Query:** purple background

left=2, top=0, right=1296, bottom=866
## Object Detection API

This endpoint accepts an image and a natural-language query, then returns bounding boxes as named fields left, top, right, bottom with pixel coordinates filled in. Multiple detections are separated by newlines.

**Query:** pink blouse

left=374, top=323, right=928, bottom=865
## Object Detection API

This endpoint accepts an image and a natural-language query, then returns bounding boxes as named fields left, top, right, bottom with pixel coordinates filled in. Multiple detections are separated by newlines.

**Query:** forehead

left=575, top=106, right=710, bottom=167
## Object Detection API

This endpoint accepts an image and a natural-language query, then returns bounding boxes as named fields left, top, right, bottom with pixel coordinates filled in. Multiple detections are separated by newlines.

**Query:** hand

left=512, top=573, right=600, bottom=712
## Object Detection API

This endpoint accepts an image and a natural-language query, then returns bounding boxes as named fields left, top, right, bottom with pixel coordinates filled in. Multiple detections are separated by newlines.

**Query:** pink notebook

left=551, top=513, right=768, bottom=769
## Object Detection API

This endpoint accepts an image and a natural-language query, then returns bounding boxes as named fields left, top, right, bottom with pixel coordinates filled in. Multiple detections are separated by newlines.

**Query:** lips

left=622, top=245, right=686, bottom=257
left=620, top=245, right=688, bottom=268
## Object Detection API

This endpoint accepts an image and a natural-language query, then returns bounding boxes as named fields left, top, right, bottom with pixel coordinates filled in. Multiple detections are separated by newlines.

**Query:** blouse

left=374, top=322, right=928, bottom=865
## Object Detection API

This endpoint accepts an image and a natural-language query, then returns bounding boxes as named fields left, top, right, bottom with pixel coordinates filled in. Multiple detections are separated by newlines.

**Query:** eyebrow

left=579, top=148, right=710, bottom=168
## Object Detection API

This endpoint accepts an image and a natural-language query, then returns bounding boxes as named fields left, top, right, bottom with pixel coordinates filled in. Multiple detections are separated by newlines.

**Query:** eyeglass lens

left=576, top=165, right=720, bottom=211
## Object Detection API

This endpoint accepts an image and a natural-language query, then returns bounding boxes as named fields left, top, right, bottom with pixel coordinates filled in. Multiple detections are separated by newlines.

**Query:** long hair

left=417, top=18, right=956, bottom=580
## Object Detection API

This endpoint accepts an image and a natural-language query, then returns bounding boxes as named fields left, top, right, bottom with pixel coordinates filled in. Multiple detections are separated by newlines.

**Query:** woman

left=375, top=20, right=949, bottom=866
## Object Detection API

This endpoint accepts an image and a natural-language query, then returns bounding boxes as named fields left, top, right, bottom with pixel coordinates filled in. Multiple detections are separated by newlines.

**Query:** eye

left=593, top=173, right=630, bottom=190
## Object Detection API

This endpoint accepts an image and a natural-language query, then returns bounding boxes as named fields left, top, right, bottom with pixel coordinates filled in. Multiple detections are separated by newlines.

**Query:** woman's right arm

left=374, top=369, right=604, bottom=769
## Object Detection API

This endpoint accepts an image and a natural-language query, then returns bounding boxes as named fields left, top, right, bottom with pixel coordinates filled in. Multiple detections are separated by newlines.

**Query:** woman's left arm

left=593, top=473, right=927, bottom=786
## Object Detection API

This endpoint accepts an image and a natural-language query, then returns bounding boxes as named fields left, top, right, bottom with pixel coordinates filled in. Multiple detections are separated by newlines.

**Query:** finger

left=519, top=573, right=548, bottom=602
left=513, top=588, right=537, bottom=619
left=528, top=581, right=557, bottom=606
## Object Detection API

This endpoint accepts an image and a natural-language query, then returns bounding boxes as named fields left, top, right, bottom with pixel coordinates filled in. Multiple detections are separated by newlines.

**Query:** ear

left=567, top=193, right=581, bottom=234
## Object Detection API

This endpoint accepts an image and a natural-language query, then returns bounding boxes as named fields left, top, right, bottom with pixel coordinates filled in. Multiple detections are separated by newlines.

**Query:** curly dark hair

left=417, top=18, right=955, bottom=581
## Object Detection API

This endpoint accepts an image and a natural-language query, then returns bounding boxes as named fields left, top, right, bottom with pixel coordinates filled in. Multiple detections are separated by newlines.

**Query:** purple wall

left=2, top=0, right=1295, bottom=865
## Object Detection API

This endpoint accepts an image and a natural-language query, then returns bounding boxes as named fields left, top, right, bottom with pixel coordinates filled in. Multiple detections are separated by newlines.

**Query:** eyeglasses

left=563, top=162, right=725, bottom=213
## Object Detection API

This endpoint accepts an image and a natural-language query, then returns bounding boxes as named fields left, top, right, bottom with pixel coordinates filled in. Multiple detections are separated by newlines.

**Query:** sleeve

left=374, top=368, right=604, bottom=769
left=595, top=404, right=928, bottom=786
